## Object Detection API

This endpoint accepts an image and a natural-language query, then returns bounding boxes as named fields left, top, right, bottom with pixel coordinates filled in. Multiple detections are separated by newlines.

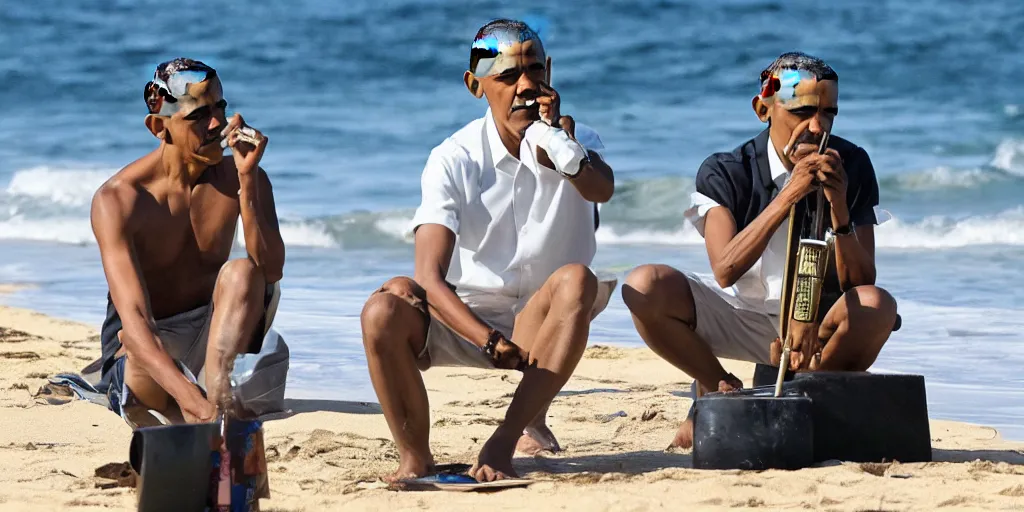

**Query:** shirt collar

left=484, top=108, right=519, bottom=174
left=765, top=133, right=790, bottom=186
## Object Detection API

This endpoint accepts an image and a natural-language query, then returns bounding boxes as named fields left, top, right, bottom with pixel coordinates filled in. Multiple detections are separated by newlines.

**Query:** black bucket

left=692, top=394, right=814, bottom=470
left=784, top=371, right=932, bottom=463
left=129, top=422, right=219, bottom=512
left=692, top=370, right=932, bottom=469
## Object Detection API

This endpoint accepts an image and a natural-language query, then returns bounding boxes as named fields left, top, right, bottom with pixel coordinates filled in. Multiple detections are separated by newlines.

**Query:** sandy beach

left=1, top=304, right=1022, bottom=511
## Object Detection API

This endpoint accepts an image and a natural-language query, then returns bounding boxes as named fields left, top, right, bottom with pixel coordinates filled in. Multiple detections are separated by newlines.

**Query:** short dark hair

left=473, top=18, right=536, bottom=42
left=759, top=51, right=837, bottom=85
left=154, top=57, right=216, bottom=84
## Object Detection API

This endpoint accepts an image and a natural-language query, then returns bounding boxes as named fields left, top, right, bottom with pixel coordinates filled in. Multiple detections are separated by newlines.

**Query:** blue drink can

left=208, top=418, right=270, bottom=511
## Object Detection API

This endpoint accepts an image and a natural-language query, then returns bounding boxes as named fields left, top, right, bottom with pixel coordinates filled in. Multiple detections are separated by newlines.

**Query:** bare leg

left=360, top=277, right=433, bottom=482
left=516, top=402, right=560, bottom=455
left=111, top=260, right=267, bottom=426
left=669, top=374, right=743, bottom=450
left=621, top=264, right=738, bottom=392
left=470, top=264, right=598, bottom=481
left=513, top=277, right=616, bottom=455
left=621, top=264, right=741, bottom=449
left=816, top=285, right=898, bottom=371
left=203, top=259, right=268, bottom=408
left=118, top=342, right=185, bottom=425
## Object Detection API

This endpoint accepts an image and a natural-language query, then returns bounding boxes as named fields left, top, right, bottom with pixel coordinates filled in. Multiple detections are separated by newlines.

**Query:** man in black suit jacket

left=621, top=52, right=898, bottom=449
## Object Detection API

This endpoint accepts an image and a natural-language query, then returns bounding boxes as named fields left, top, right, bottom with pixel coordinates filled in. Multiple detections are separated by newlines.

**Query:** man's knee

left=216, top=259, right=265, bottom=302
left=550, top=263, right=598, bottom=311
left=376, top=276, right=427, bottom=306
left=621, top=264, right=693, bottom=319
left=847, top=285, right=898, bottom=318
left=122, top=355, right=171, bottom=411
left=361, top=277, right=426, bottom=353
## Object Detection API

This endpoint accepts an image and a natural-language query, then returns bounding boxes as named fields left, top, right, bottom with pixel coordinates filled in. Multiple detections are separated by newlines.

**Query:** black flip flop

left=434, top=463, right=471, bottom=474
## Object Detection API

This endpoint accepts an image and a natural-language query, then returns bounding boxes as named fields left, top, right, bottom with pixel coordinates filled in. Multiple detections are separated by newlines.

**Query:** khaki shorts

left=419, top=277, right=618, bottom=369
left=686, top=275, right=781, bottom=365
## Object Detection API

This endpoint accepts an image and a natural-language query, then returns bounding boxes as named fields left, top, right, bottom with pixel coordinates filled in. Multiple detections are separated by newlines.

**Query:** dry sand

left=1, top=304, right=1022, bottom=511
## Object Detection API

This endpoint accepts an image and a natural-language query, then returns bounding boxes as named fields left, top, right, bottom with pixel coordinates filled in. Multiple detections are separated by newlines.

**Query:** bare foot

left=470, top=427, right=520, bottom=481
left=718, top=373, right=742, bottom=392
left=670, top=417, right=694, bottom=449
left=516, top=422, right=561, bottom=455
left=670, top=374, right=743, bottom=450
left=382, top=456, right=435, bottom=484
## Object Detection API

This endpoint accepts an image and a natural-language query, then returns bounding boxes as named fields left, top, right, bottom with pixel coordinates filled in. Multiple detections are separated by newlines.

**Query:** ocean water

left=2, top=0, right=1023, bottom=440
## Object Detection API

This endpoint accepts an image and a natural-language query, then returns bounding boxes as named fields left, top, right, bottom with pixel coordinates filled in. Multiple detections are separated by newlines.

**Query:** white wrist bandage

left=524, top=121, right=588, bottom=177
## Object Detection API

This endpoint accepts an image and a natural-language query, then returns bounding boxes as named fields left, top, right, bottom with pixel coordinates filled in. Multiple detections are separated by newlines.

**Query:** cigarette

left=219, top=125, right=231, bottom=148
left=218, top=127, right=260, bottom=148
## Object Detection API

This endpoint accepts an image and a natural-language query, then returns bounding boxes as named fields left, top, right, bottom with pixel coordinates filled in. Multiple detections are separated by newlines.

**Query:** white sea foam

left=3, top=164, right=1024, bottom=249
left=5, top=166, right=112, bottom=207
left=594, top=207, right=1024, bottom=249
left=990, top=138, right=1024, bottom=175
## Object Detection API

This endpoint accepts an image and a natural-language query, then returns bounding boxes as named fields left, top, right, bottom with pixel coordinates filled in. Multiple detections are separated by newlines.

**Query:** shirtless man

left=360, top=19, right=616, bottom=482
left=622, top=52, right=898, bottom=448
left=90, top=58, right=285, bottom=427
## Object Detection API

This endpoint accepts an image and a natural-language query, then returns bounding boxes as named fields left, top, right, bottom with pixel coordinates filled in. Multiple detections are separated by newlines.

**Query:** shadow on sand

left=932, top=448, right=1024, bottom=465
left=517, top=450, right=692, bottom=476
left=507, top=446, right=1024, bottom=480
left=259, top=398, right=382, bottom=420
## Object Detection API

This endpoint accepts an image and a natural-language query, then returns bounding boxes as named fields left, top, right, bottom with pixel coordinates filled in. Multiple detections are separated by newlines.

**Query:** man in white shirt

left=621, top=52, right=898, bottom=449
left=360, top=19, right=616, bottom=483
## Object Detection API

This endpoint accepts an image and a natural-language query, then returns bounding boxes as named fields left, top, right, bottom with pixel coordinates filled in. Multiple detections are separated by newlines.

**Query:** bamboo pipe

left=774, top=132, right=830, bottom=397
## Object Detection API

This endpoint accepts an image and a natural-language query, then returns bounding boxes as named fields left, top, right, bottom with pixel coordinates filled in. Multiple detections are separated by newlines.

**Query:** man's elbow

left=263, top=267, right=284, bottom=285
left=417, top=275, right=446, bottom=295
left=862, top=267, right=877, bottom=286
left=711, top=265, right=739, bottom=289
left=412, top=271, right=451, bottom=298
left=843, top=268, right=877, bottom=290
left=251, top=248, right=285, bottom=284
left=119, top=323, right=159, bottom=368
left=262, top=254, right=285, bottom=284
left=584, top=185, right=614, bottom=204
left=581, top=159, right=614, bottom=203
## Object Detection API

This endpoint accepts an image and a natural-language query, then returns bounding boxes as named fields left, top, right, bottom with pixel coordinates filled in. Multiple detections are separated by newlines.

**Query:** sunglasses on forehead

left=469, top=23, right=546, bottom=78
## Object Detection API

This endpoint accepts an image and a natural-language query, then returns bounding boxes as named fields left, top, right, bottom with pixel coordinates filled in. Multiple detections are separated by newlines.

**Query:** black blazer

left=694, top=127, right=880, bottom=234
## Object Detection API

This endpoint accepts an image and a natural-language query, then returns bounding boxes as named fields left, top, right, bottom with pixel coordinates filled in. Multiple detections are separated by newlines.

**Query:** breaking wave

left=3, top=160, right=1023, bottom=250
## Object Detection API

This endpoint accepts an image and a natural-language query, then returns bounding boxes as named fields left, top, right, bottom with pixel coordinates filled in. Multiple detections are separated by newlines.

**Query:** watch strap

left=832, top=221, right=856, bottom=236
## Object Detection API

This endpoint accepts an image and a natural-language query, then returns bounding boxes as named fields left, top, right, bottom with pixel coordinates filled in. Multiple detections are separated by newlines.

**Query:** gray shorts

left=101, top=283, right=281, bottom=428
left=686, top=275, right=781, bottom=365
left=419, top=277, right=618, bottom=369
left=105, top=303, right=212, bottom=428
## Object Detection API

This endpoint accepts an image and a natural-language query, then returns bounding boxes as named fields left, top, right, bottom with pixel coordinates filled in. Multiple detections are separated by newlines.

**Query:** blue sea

left=2, top=1, right=1023, bottom=440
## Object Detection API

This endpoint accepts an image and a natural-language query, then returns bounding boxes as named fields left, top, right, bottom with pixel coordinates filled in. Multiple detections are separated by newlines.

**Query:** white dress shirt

left=410, top=108, right=605, bottom=312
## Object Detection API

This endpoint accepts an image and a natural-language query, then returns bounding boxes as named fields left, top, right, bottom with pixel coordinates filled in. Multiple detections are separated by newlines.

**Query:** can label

left=208, top=419, right=270, bottom=511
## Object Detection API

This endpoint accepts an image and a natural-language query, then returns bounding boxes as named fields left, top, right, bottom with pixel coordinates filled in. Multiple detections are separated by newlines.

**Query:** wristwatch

left=564, top=151, right=591, bottom=180
left=832, top=222, right=856, bottom=236
left=482, top=328, right=504, bottom=358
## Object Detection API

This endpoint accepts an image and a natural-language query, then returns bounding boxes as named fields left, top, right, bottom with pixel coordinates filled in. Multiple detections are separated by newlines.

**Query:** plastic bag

left=229, top=328, right=289, bottom=417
